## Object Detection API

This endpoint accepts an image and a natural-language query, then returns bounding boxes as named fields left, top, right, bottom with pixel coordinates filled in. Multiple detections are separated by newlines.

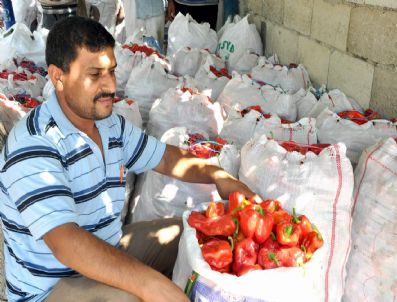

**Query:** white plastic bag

left=0, top=23, right=46, bottom=66
left=133, top=127, right=240, bottom=222
left=124, top=56, right=180, bottom=126
left=343, top=138, right=397, bottom=302
left=0, top=94, right=30, bottom=134
left=112, top=99, right=142, bottom=128
left=238, top=135, right=354, bottom=302
left=167, top=13, right=218, bottom=57
left=147, top=88, right=224, bottom=139
left=217, top=15, right=263, bottom=72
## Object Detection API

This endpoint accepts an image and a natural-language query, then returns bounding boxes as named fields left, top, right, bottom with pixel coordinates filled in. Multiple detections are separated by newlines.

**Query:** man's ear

left=48, top=64, right=64, bottom=92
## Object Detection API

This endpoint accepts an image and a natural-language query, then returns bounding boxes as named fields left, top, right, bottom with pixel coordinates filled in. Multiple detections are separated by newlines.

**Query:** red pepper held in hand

left=201, top=239, right=233, bottom=271
left=276, top=221, right=301, bottom=247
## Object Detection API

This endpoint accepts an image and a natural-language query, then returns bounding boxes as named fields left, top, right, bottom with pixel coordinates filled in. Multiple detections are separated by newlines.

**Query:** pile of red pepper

left=12, top=94, right=41, bottom=108
left=279, top=141, right=331, bottom=156
left=337, top=110, right=383, bottom=125
left=14, top=59, right=47, bottom=77
left=209, top=65, right=232, bottom=79
left=186, top=133, right=227, bottom=159
left=122, top=43, right=165, bottom=60
left=0, top=70, right=37, bottom=81
left=188, top=192, right=324, bottom=276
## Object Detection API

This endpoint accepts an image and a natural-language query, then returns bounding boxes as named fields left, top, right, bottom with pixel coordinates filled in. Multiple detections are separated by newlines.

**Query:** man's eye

left=90, top=73, right=100, bottom=78
left=110, top=70, right=116, bottom=75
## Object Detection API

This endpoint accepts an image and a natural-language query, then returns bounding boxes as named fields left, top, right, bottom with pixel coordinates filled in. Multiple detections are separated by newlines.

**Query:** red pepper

left=276, top=221, right=301, bottom=247
left=259, top=199, right=283, bottom=213
left=239, top=207, right=274, bottom=244
left=232, top=238, right=259, bottom=275
left=292, top=208, right=313, bottom=243
left=258, top=247, right=280, bottom=269
left=272, top=210, right=292, bottom=226
left=234, top=264, right=262, bottom=276
left=205, top=201, right=225, bottom=218
left=201, top=239, right=233, bottom=271
left=276, top=246, right=305, bottom=267
left=228, top=191, right=251, bottom=214
left=302, top=230, right=324, bottom=262
left=188, top=211, right=236, bottom=237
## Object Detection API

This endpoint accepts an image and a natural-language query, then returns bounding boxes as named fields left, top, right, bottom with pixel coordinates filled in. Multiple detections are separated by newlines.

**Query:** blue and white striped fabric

left=0, top=92, right=166, bottom=302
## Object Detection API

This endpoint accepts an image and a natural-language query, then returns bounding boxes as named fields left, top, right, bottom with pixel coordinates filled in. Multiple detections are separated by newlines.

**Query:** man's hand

left=44, top=223, right=189, bottom=302
left=211, top=169, right=261, bottom=202
left=155, top=145, right=260, bottom=202
left=166, top=0, right=176, bottom=22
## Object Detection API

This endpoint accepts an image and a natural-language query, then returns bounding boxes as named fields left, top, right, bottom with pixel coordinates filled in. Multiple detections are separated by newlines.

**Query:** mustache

left=94, top=91, right=116, bottom=102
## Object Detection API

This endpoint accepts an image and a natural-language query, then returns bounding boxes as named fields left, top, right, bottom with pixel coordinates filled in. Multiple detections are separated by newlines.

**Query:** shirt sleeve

left=122, top=121, right=166, bottom=174
left=1, top=135, right=77, bottom=240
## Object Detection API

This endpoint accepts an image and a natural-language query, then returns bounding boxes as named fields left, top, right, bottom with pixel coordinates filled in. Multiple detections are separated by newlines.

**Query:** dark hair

left=45, top=16, right=115, bottom=72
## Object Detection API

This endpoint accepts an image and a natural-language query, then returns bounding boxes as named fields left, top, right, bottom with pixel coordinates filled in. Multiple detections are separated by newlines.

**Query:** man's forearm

left=44, top=223, right=176, bottom=301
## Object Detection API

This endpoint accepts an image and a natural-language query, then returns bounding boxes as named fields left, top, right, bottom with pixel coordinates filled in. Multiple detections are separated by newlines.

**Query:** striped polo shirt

left=0, top=92, right=166, bottom=302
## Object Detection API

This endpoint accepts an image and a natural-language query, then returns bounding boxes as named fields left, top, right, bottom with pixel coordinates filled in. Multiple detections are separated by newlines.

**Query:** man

left=0, top=16, right=258, bottom=301
left=167, top=0, right=219, bottom=29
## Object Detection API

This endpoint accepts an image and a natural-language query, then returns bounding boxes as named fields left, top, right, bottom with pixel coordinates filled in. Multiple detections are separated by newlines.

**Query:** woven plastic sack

left=217, top=74, right=298, bottom=121
left=238, top=135, right=354, bottom=302
left=147, top=88, right=224, bottom=139
left=316, top=108, right=397, bottom=165
left=251, top=61, right=310, bottom=94
left=254, top=115, right=317, bottom=145
left=343, top=138, right=397, bottom=302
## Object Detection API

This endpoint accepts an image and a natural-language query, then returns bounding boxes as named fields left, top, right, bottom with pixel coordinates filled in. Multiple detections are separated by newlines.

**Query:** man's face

left=59, top=46, right=117, bottom=123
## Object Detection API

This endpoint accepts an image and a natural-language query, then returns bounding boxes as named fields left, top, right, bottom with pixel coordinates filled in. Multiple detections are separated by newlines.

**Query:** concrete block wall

left=242, top=0, right=397, bottom=118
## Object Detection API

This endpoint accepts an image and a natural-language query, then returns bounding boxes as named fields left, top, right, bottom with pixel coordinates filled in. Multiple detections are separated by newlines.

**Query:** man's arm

left=43, top=223, right=189, bottom=302
left=154, top=144, right=259, bottom=200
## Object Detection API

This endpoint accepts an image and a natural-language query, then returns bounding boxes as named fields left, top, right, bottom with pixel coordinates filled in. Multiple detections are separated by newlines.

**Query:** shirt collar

left=46, top=91, right=109, bottom=136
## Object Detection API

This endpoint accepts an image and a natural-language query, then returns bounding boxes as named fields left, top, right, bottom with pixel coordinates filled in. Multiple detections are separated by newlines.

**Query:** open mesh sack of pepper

left=132, top=127, right=240, bottom=223
left=317, top=107, right=397, bottom=165
left=173, top=199, right=327, bottom=301
left=234, top=134, right=354, bottom=301
left=188, top=195, right=324, bottom=275
left=0, top=68, right=46, bottom=98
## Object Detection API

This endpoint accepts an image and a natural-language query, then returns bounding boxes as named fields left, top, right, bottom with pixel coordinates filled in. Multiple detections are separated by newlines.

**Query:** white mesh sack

left=343, top=138, right=397, bottom=302
left=132, top=127, right=240, bottom=222
left=112, top=99, right=142, bottom=128
left=295, top=89, right=318, bottom=120
left=146, top=87, right=224, bottom=139
left=238, top=135, right=354, bottom=302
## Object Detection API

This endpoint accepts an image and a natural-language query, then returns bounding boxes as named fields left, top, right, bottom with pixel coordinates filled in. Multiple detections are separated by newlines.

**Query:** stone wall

left=241, top=0, right=397, bottom=118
